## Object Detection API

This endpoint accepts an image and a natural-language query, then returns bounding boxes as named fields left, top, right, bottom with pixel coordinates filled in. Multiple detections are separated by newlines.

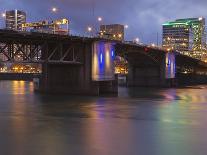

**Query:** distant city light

left=118, top=34, right=122, bottom=38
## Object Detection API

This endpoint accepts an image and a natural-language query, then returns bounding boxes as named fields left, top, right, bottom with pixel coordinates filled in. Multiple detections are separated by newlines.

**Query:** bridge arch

left=115, top=43, right=166, bottom=87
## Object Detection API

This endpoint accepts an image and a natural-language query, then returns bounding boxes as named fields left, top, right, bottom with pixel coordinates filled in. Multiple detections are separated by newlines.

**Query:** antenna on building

left=92, top=0, right=95, bottom=18
left=89, top=0, right=96, bottom=36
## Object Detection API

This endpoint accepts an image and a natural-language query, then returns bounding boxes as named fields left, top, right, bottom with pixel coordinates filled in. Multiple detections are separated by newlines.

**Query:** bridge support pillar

left=126, top=53, right=168, bottom=87
left=127, top=65, right=167, bottom=87
left=35, top=41, right=118, bottom=96
left=36, top=63, right=118, bottom=95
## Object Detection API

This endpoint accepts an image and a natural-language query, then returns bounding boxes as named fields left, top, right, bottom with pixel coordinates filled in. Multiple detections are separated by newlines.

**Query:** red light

left=144, top=48, right=148, bottom=52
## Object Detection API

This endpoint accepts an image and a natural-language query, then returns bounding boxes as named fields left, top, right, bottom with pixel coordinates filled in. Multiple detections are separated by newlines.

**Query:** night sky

left=0, top=0, right=206, bottom=44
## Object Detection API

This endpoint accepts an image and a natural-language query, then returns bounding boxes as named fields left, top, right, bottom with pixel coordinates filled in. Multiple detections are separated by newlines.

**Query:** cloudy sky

left=0, top=0, right=206, bottom=44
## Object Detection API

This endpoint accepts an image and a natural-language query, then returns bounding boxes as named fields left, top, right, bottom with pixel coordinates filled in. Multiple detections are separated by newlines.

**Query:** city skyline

left=162, top=18, right=206, bottom=60
left=0, top=0, right=206, bottom=44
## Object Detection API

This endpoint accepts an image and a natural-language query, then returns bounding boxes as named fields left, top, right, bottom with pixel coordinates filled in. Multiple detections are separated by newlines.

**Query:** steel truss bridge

left=0, top=30, right=90, bottom=64
left=0, top=29, right=206, bottom=69
left=1, top=29, right=207, bottom=94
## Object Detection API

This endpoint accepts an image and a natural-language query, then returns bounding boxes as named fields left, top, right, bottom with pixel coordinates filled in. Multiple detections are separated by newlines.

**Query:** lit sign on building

left=92, top=41, right=115, bottom=81
left=165, top=52, right=176, bottom=79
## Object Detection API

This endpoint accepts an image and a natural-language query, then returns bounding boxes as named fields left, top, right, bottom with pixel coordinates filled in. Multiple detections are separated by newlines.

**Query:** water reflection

left=0, top=81, right=207, bottom=155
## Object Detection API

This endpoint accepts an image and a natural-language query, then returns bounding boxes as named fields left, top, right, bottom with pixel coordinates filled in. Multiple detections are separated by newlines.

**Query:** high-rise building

left=162, top=18, right=206, bottom=60
left=5, top=10, right=26, bottom=31
left=99, top=24, right=125, bottom=41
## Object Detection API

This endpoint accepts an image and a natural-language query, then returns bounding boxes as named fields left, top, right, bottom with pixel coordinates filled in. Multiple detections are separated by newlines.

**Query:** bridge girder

left=115, top=44, right=166, bottom=66
left=0, top=31, right=87, bottom=65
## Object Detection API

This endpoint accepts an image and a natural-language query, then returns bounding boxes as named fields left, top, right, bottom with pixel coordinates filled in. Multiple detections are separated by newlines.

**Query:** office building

left=162, top=18, right=206, bottom=60
left=22, top=19, right=69, bottom=35
left=5, top=10, right=26, bottom=31
left=99, top=24, right=125, bottom=41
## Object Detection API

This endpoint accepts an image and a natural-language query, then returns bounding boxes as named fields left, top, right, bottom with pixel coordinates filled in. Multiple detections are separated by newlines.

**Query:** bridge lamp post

left=87, top=26, right=92, bottom=32
left=97, top=16, right=103, bottom=37
left=124, top=25, right=129, bottom=41
left=124, top=25, right=129, bottom=29
left=87, top=26, right=93, bottom=37
left=151, top=43, right=156, bottom=47
left=52, top=7, right=58, bottom=13
left=50, top=7, right=58, bottom=34
left=2, top=13, right=6, bottom=18
left=1, top=12, right=6, bottom=29
left=134, top=38, right=140, bottom=44
left=98, top=17, right=102, bottom=22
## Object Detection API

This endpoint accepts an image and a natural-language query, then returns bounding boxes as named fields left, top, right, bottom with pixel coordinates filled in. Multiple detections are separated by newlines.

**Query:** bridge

left=115, top=43, right=174, bottom=87
left=0, top=29, right=207, bottom=95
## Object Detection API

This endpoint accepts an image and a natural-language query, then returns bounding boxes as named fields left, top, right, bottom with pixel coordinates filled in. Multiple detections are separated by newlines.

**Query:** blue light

left=168, top=59, right=171, bottom=65
left=111, top=50, right=114, bottom=57
left=100, top=53, right=103, bottom=64
left=98, top=43, right=105, bottom=74
left=165, top=52, right=176, bottom=79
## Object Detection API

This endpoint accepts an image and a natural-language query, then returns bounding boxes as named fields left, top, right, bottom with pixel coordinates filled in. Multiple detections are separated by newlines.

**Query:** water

left=0, top=81, right=207, bottom=155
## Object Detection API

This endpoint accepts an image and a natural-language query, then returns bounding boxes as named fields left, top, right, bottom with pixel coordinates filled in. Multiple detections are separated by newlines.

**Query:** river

left=0, top=81, right=207, bottom=155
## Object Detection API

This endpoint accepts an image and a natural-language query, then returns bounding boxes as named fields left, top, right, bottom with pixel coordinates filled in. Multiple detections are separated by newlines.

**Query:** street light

left=151, top=43, right=156, bottom=47
left=50, top=7, right=60, bottom=34
left=124, top=25, right=129, bottom=29
left=134, top=37, right=140, bottom=44
left=1, top=12, right=6, bottom=29
left=2, top=13, right=6, bottom=18
left=97, top=17, right=102, bottom=22
left=87, top=26, right=92, bottom=32
left=97, top=16, right=103, bottom=36
left=87, top=26, right=93, bottom=37
left=52, top=7, right=58, bottom=13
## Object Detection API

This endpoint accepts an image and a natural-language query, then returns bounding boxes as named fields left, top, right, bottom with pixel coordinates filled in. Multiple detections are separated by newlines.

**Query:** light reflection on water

left=0, top=81, right=207, bottom=155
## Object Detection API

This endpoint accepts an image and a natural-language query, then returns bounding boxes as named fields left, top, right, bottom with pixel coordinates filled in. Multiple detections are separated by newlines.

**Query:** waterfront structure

left=114, top=56, right=128, bottom=75
left=162, top=18, right=206, bottom=60
left=99, top=24, right=125, bottom=41
left=1, top=10, right=26, bottom=66
left=1, top=30, right=207, bottom=92
left=5, top=10, right=26, bottom=31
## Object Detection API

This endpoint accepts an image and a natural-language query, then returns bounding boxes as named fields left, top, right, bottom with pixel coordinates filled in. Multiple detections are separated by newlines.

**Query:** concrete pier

left=37, top=41, right=118, bottom=95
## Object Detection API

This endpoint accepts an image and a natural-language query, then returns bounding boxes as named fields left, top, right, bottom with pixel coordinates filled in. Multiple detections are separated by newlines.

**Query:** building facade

left=162, top=18, right=206, bottom=60
left=22, top=19, right=69, bottom=35
left=99, top=24, right=125, bottom=41
left=5, top=10, right=26, bottom=31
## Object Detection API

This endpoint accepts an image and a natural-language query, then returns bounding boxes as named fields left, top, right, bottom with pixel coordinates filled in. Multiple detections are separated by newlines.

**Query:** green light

left=163, top=18, right=202, bottom=26
left=162, top=22, right=189, bottom=26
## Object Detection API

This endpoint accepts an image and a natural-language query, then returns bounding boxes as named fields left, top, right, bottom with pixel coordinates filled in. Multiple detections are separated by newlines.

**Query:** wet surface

left=0, top=81, right=207, bottom=155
